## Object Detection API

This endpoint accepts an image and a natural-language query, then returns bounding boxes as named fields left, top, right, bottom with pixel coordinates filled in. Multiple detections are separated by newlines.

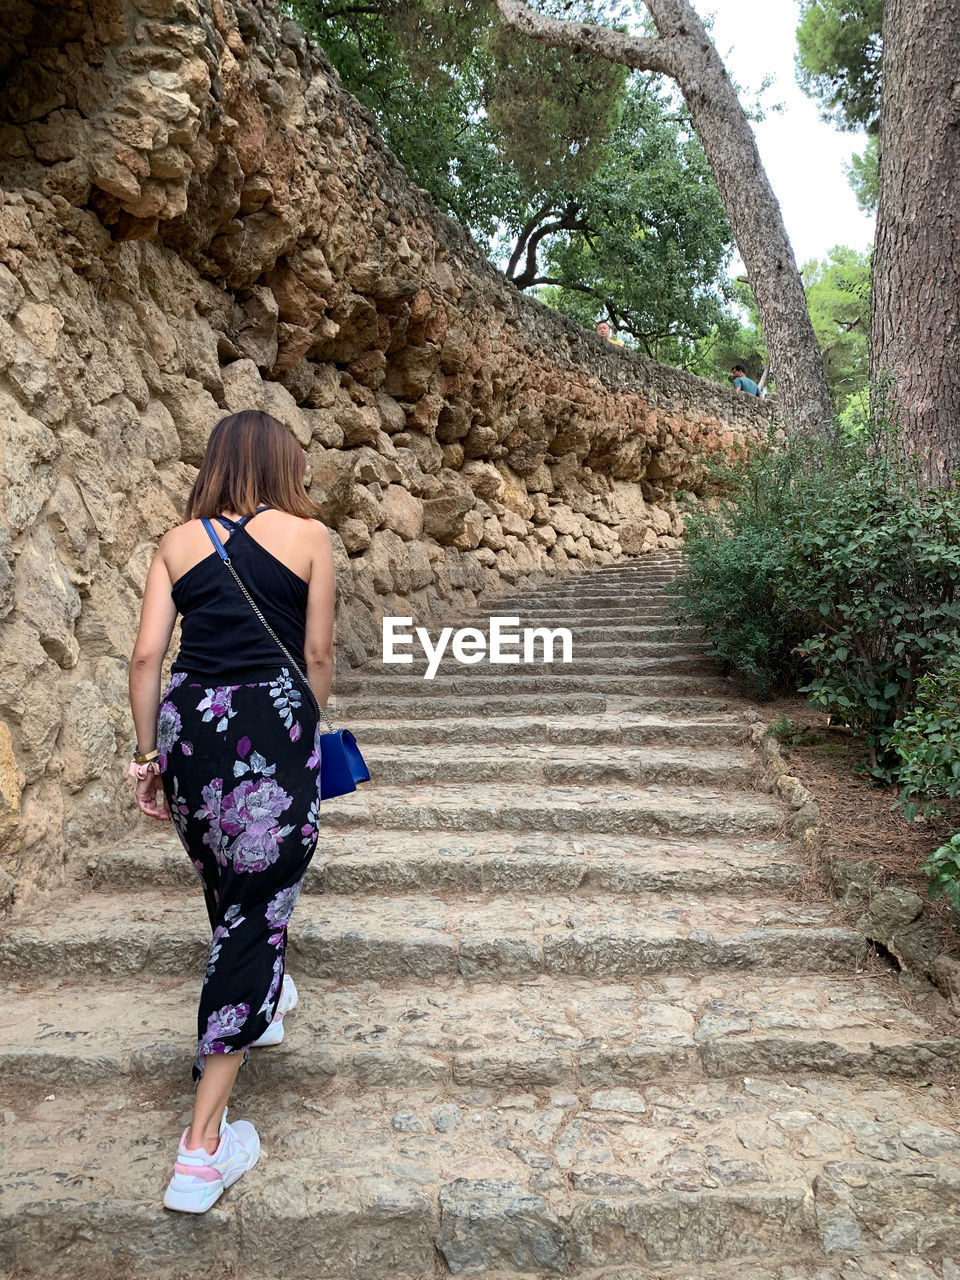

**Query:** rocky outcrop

left=0, top=0, right=767, bottom=895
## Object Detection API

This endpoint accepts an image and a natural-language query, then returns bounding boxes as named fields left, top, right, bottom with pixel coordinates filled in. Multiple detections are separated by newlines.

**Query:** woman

left=128, top=409, right=335, bottom=1213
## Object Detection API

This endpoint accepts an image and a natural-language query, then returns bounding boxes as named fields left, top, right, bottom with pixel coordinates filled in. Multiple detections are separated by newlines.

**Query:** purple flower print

left=306, top=723, right=322, bottom=772
left=237, top=736, right=252, bottom=759
left=300, top=795, right=321, bottom=851
left=233, top=749, right=275, bottom=781
left=265, top=881, right=303, bottom=945
left=197, top=685, right=239, bottom=733
left=269, top=670, right=302, bottom=735
left=205, top=903, right=245, bottom=982
left=194, top=778, right=227, bottom=865
left=220, top=776, right=294, bottom=873
left=258, top=953, right=284, bottom=1020
left=156, top=702, right=182, bottom=771
left=206, top=926, right=227, bottom=980
left=196, top=1001, right=250, bottom=1073
left=197, top=779, right=224, bottom=822
left=167, top=779, right=191, bottom=842
left=164, top=672, right=188, bottom=696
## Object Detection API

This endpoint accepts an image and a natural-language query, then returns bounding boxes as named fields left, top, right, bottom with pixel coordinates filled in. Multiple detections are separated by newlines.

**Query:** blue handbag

left=201, top=517, right=371, bottom=801
left=317, top=726, right=370, bottom=802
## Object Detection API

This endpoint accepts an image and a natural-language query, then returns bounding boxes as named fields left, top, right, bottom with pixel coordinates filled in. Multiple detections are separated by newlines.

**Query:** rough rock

left=0, top=0, right=766, bottom=891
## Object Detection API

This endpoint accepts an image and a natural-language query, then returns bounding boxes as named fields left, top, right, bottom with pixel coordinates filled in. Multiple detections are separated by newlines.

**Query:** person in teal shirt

left=731, top=363, right=761, bottom=396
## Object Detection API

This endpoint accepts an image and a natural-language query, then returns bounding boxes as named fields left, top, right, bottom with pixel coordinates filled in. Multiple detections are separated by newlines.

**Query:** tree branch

left=528, top=276, right=598, bottom=296
left=506, top=201, right=557, bottom=280
left=510, top=200, right=587, bottom=289
left=494, top=0, right=684, bottom=77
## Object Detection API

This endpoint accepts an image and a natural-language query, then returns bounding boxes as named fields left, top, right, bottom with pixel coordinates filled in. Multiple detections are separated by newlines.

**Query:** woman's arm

left=304, top=521, right=335, bottom=710
left=129, top=538, right=178, bottom=819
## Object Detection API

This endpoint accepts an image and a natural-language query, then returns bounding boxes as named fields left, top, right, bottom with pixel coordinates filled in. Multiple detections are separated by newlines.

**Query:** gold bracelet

left=134, top=747, right=159, bottom=764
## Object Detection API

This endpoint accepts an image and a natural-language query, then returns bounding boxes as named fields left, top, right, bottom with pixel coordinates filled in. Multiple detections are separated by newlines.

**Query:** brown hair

left=184, top=410, right=321, bottom=521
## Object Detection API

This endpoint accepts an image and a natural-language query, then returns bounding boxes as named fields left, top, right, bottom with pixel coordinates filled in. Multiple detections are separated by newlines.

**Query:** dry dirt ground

left=757, top=696, right=960, bottom=952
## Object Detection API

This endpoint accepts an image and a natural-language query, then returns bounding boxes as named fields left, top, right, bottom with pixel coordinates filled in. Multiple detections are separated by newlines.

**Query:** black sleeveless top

left=171, top=508, right=309, bottom=679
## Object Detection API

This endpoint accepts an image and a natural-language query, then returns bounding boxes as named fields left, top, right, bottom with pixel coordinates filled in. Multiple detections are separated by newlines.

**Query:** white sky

left=702, top=0, right=876, bottom=266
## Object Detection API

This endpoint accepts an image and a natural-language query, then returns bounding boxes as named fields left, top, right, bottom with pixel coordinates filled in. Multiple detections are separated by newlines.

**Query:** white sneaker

left=250, top=973, right=299, bottom=1048
left=163, top=1107, right=260, bottom=1213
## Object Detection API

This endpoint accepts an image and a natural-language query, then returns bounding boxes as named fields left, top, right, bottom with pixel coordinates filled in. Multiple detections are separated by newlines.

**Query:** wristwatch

left=133, top=747, right=159, bottom=764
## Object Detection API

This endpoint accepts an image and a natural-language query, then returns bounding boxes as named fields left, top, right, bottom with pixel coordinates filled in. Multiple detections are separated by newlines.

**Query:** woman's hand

left=130, top=762, right=171, bottom=821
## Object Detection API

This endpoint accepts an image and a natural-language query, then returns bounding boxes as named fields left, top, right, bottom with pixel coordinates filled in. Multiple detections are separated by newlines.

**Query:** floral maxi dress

left=159, top=668, right=323, bottom=1081
left=156, top=509, right=324, bottom=1082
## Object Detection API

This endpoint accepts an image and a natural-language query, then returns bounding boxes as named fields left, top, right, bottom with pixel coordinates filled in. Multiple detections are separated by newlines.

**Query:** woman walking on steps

left=127, top=409, right=335, bottom=1213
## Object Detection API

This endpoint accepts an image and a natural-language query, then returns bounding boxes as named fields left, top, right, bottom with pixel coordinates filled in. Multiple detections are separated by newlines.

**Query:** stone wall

left=0, top=0, right=768, bottom=898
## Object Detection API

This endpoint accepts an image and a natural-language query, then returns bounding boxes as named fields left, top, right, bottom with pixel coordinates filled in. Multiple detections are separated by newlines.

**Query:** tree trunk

left=871, top=0, right=960, bottom=486
left=495, top=0, right=835, bottom=429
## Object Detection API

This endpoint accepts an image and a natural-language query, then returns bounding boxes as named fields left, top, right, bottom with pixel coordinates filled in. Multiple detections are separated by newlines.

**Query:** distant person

left=731, top=363, right=761, bottom=396
left=596, top=321, right=624, bottom=347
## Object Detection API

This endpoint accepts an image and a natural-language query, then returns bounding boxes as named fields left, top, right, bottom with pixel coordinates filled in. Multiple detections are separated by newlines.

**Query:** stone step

left=442, top=621, right=697, bottom=637
left=87, top=828, right=802, bottom=898
left=583, top=565, right=686, bottom=576
left=360, top=640, right=713, bottom=668
left=2, top=971, right=956, bottom=1094
left=465, top=607, right=682, bottom=621
left=487, top=593, right=680, bottom=606
left=0, top=889, right=862, bottom=982
left=312, top=780, right=782, bottom=839
left=393, top=632, right=705, bottom=655
left=3, top=1076, right=959, bottom=1277
left=492, top=588, right=681, bottom=604
left=350, top=655, right=711, bottom=681
left=571, top=576, right=684, bottom=587
left=327, top=714, right=748, bottom=748
left=333, top=673, right=731, bottom=698
left=313, top=743, right=757, bottom=787
left=329, top=693, right=733, bottom=720
left=585, top=573, right=685, bottom=584
left=357, top=651, right=713, bottom=678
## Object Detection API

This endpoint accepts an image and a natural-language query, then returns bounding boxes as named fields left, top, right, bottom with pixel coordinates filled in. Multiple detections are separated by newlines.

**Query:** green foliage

left=766, top=714, right=806, bottom=747
left=784, top=467, right=960, bottom=773
left=293, top=0, right=737, bottom=357
left=290, top=0, right=524, bottom=236
left=802, top=246, right=871, bottom=411
left=686, top=281, right=767, bottom=387
left=673, top=432, right=808, bottom=697
left=674, top=508, right=800, bottom=699
left=690, top=250, right=872, bottom=408
left=533, top=79, right=735, bottom=359
left=845, top=135, right=879, bottom=214
left=795, top=0, right=883, bottom=133
left=483, top=13, right=629, bottom=189
left=674, top=417, right=960, bottom=770
left=888, top=657, right=960, bottom=820
left=923, top=834, right=960, bottom=911
left=292, top=0, right=626, bottom=232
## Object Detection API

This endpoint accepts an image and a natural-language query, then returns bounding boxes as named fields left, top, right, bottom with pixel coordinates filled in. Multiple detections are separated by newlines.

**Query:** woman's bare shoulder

left=157, top=519, right=202, bottom=549
left=273, top=512, right=332, bottom=541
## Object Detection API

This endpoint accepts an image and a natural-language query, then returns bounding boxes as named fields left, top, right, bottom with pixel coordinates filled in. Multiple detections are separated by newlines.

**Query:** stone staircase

left=2, top=551, right=960, bottom=1280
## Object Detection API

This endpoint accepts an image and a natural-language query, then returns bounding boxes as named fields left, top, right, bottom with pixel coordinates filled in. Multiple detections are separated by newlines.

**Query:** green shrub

left=888, top=656, right=960, bottom=820
left=922, top=833, right=960, bottom=912
left=674, top=414, right=960, bottom=772
left=675, top=516, right=800, bottom=697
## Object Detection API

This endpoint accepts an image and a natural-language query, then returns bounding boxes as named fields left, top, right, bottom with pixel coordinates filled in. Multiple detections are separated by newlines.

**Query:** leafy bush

left=922, top=834, right=960, bottom=912
left=675, top=516, right=801, bottom=698
left=674, top=415, right=960, bottom=771
left=888, top=656, right=960, bottom=820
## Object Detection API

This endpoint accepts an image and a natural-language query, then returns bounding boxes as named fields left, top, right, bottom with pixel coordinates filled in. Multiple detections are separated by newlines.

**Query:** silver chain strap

left=219, top=553, right=335, bottom=734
